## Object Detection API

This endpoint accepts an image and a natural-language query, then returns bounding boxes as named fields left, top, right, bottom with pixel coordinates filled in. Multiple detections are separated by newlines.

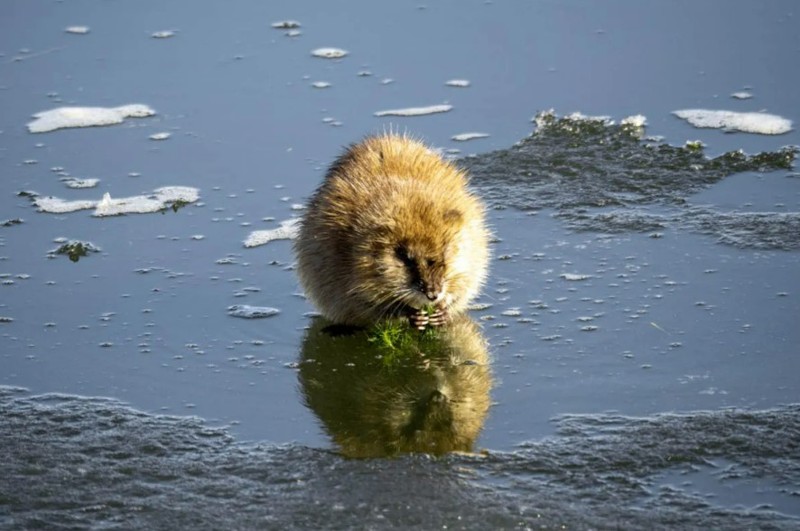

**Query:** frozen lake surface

left=2, top=0, right=799, bottom=528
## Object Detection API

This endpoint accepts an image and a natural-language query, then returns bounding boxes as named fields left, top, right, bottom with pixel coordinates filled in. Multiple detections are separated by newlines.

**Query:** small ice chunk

left=311, top=81, right=331, bottom=89
left=621, top=114, right=647, bottom=127
left=445, top=79, right=471, bottom=87
left=452, top=132, right=489, bottom=142
left=65, top=26, right=90, bottom=35
left=149, top=132, right=171, bottom=140
left=244, top=218, right=300, bottom=248
left=151, top=30, right=176, bottom=39
left=311, top=47, right=348, bottom=59
left=27, top=104, right=156, bottom=133
left=227, top=305, right=280, bottom=319
left=374, top=104, right=453, bottom=117
left=560, top=273, right=593, bottom=281
left=731, top=91, right=753, bottom=100
left=64, top=178, right=100, bottom=189
left=673, top=109, right=792, bottom=135
left=272, top=20, right=301, bottom=29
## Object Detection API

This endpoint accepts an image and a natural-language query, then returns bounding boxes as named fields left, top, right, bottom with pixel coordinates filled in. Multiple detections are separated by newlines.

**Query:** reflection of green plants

left=368, top=316, right=440, bottom=369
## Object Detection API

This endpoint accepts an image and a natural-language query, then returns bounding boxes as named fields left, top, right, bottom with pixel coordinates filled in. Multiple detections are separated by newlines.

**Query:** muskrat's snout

left=422, top=281, right=442, bottom=302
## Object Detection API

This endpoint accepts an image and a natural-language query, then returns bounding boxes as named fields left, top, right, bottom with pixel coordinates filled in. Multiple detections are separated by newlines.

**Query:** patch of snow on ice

left=27, top=104, right=156, bottom=133
left=673, top=109, right=792, bottom=135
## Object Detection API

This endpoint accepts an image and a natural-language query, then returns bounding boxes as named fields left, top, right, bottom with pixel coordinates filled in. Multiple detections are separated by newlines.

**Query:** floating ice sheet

left=311, top=48, right=348, bottom=59
left=374, top=104, right=453, bottom=117
left=33, top=186, right=199, bottom=216
left=673, top=109, right=792, bottom=135
left=27, top=104, right=156, bottom=133
left=227, top=305, right=281, bottom=319
left=65, top=26, right=90, bottom=35
left=63, top=178, right=99, bottom=189
left=272, top=20, right=301, bottom=29
left=445, top=79, right=471, bottom=87
left=452, top=132, right=489, bottom=142
left=244, top=218, right=300, bottom=248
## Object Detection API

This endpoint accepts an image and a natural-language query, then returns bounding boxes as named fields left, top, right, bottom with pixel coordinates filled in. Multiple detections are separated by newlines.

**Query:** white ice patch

left=311, top=81, right=331, bottom=89
left=34, top=197, right=97, bottom=214
left=452, top=132, right=489, bottom=142
left=311, top=47, right=348, bottom=59
left=65, top=26, right=90, bottom=35
left=560, top=273, right=593, bottom=281
left=731, top=91, right=753, bottom=100
left=27, top=104, right=156, bottom=133
left=673, top=109, right=792, bottom=135
left=63, top=178, right=100, bottom=189
left=445, top=79, right=471, bottom=87
left=374, top=104, right=453, bottom=117
left=34, top=186, right=199, bottom=216
left=244, top=218, right=300, bottom=248
left=621, top=114, right=647, bottom=127
left=227, top=305, right=280, bottom=319
left=149, top=132, right=171, bottom=140
left=151, top=30, right=175, bottom=39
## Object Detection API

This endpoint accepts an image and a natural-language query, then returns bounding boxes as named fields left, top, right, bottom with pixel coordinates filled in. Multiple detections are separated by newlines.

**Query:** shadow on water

left=298, top=316, right=492, bottom=458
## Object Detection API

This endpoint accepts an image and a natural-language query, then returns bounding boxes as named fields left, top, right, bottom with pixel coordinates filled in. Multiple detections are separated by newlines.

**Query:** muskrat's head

left=349, top=183, right=479, bottom=318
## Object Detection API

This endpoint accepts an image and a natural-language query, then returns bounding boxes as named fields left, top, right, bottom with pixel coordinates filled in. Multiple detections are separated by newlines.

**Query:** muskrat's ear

left=443, top=209, right=463, bottom=223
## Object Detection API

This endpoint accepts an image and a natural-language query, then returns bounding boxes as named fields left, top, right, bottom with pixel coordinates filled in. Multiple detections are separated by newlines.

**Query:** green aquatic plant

left=51, top=240, right=100, bottom=262
left=161, top=198, right=191, bottom=214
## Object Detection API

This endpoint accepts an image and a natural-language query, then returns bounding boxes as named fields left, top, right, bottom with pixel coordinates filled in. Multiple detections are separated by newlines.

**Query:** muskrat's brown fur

left=295, top=133, right=489, bottom=326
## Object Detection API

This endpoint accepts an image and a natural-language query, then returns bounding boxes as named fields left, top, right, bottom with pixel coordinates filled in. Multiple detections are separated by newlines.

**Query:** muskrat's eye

left=394, top=245, right=414, bottom=267
left=426, top=258, right=435, bottom=267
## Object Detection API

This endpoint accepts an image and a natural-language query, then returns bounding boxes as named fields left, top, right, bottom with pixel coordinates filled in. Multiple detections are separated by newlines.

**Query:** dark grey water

left=2, top=0, right=799, bottom=528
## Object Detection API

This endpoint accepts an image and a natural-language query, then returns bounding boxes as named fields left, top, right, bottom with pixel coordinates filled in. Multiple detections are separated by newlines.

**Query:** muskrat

left=294, top=133, right=489, bottom=328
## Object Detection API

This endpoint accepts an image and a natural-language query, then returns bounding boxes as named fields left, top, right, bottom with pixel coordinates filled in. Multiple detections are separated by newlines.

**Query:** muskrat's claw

left=427, top=306, right=450, bottom=327
left=409, top=308, right=430, bottom=330
left=408, top=306, right=450, bottom=330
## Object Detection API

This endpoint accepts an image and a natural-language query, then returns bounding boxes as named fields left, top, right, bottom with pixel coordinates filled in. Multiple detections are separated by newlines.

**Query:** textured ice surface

left=244, top=218, right=300, bottom=248
left=27, top=104, right=156, bottom=133
left=463, top=110, right=798, bottom=249
left=673, top=109, right=792, bottom=135
left=374, top=104, right=453, bottom=117
left=2, top=386, right=798, bottom=530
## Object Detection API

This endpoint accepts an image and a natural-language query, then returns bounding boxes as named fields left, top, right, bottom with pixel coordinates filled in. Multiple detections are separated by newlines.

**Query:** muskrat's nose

left=428, top=390, right=447, bottom=404
left=425, top=291, right=438, bottom=301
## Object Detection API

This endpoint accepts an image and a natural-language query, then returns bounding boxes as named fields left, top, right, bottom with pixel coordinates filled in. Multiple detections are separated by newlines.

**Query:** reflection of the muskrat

left=298, top=316, right=493, bottom=458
